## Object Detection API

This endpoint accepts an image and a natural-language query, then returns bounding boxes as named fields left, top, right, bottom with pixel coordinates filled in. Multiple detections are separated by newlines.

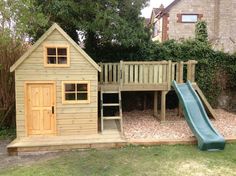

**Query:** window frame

left=62, top=81, right=90, bottom=104
left=44, top=44, right=70, bottom=67
left=180, top=14, right=200, bottom=23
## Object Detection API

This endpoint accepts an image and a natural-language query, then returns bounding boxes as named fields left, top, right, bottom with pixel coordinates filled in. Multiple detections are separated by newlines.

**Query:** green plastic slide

left=172, top=80, right=225, bottom=151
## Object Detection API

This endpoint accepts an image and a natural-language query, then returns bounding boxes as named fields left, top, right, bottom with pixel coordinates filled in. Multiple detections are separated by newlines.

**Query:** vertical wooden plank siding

left=98, top=61, right=197, bottom=88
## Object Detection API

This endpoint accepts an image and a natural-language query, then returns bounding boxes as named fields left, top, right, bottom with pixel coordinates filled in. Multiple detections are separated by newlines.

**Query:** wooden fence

left=99, top=60, right=197, bottom=90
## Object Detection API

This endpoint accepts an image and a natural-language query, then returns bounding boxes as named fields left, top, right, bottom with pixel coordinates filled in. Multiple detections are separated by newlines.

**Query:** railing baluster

left=134, top=64, right=138, bottom=83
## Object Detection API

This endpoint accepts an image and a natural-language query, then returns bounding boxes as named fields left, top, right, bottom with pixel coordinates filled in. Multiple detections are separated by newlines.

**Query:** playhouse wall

left=15, top=29, right=98, bottom=138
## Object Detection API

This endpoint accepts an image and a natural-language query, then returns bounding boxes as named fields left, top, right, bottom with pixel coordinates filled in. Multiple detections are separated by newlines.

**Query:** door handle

left=52, top=106, right=54, bottom=114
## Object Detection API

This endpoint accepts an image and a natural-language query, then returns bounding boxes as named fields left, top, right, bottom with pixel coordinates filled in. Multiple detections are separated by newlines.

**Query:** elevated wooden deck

left=98, top=60, right=197, bottom=91
left=98, top=60, right=216, bottom=121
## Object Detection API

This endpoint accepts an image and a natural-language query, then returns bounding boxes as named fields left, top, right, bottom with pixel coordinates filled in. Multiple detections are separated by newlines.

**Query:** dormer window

left=44, top=45, right=70, bottom=67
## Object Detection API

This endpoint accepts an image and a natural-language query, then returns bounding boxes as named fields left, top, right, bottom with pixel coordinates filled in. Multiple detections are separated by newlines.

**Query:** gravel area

left=123, top=109, right=236, bottom=140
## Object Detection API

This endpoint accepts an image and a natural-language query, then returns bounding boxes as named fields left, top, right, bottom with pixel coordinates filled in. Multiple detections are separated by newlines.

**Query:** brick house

left=148, top=0, right=236, bottom=53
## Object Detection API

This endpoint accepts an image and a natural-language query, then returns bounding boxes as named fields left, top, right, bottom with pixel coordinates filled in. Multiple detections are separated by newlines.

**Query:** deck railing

left=99, top=60, right=197, bottom=90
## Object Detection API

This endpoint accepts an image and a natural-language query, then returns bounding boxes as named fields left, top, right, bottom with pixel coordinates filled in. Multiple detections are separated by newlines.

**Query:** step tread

left=102, top=103, right=120, bottom=107
left=103, top=116, right=122, bottom=120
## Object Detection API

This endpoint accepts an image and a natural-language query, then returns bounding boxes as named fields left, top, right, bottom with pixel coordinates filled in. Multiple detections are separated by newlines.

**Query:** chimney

left=159, top=4, right=164, bottom=10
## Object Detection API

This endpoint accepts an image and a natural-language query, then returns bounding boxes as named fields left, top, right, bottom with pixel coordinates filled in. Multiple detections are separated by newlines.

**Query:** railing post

left=99, top=62, right=103, bottom=84
left=178, top=61, right=184, bottom=83
left=187, top=60, right=192, bottom=82
left=120, top=60, right=123, bottom=88
left=167, top=60, right=172, bottom=90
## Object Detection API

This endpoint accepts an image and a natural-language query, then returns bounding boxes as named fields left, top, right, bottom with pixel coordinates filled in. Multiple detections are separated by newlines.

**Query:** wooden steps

left=100, top=88, right=123, bottom=133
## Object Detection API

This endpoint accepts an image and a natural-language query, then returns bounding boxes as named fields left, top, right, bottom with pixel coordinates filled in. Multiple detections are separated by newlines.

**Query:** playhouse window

left=62, top=81, right=90, bottom=104
left=44, top=45, right=70, bottom=67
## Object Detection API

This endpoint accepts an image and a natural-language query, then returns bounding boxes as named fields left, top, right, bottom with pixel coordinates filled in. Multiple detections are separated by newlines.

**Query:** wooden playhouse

left=7, top=23, right=215, bottom=154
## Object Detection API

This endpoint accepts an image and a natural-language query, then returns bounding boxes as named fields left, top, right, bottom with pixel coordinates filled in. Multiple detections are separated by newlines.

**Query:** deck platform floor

left=7, top=120, right=126, bottom=155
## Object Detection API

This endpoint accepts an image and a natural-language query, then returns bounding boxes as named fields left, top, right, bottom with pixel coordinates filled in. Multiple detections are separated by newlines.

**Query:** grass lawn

left=1, top=143, right=236, bottom=176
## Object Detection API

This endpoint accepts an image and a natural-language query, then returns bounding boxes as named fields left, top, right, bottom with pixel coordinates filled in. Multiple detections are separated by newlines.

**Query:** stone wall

left=214, top=0, right=236, bottom=53
left=167, top=0, right=217, bottom=41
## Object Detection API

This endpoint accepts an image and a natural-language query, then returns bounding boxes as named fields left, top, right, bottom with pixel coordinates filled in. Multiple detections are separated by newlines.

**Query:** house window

left=44, top=45, right=70, bottom=67
left=62, top=81, right=90, bottom=104
left=181, top=14, right=199, bottom=23
left=153, top=22, right=159, bottom=37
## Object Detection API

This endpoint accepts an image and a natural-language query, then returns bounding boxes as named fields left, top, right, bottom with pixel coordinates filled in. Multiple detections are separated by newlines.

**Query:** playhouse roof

left=10, top=23, right=101, bottom=72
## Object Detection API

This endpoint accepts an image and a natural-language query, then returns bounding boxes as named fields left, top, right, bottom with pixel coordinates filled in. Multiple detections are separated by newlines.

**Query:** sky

left=141, top=0, right=174, bottom=18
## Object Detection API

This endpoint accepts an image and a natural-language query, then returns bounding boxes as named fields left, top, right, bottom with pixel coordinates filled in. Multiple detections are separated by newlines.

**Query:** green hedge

left=91, top=39, right=236, bottom=107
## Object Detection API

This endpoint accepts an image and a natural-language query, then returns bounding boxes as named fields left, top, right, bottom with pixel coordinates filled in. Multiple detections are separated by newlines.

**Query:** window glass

left=77, top=84, right=87, bottom=91
left=47, top=57, right=56, bottom=64
left=154, top=22, right=159, bottom=36
left=65, top=84, right=75, bottom=91
left=45, top=46, right=68, bottom=65
left=63, top=83, right=89, bottom=103
left=58, top=57, right=67, bottom=64
left=58, top=48, right=67, bottom=55
left=65, top=93, right=76, bottom=100
left=77, top=93, right=88, bottom=100
left=182, top=15, right=198, bottom=23
left=47, top=48, right=56, bottom=55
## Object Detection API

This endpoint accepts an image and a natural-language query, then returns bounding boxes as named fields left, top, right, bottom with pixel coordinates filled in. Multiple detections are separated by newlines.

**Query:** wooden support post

left=178, top=61, right=184, bottom=83
left=161, top=91, right=167, bottom=121
left=143, top=93, right=147, bottom=110
left=178, top=103, right=183, bottom=118
left=187, top=60, right=192, bottom=81
left=154, top=91, right=158, bottom=117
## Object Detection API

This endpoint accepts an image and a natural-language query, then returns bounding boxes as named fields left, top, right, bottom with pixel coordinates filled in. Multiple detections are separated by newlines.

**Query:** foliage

left=1, top=144, right=236, bottom=175
left=195, top=20, right=208, bottom=43
left=0, top=127, right=15, bottom=140
left=31, top=0, right=150, bottom=59
left=0, top=0, right=37, bottom=127
left=0, top=0, right=48, bottom=40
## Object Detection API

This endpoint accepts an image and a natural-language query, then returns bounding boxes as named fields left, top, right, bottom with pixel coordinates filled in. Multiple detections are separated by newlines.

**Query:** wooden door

left=26, top=83, right=56, bottom=135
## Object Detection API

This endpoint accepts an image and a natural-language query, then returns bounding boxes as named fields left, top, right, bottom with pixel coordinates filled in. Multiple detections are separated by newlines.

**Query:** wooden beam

left=154, top=91, right=158, bottom=117
left=193, top=84, right=217, bottom=119
left=161, top=91, right=167, bottom=121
